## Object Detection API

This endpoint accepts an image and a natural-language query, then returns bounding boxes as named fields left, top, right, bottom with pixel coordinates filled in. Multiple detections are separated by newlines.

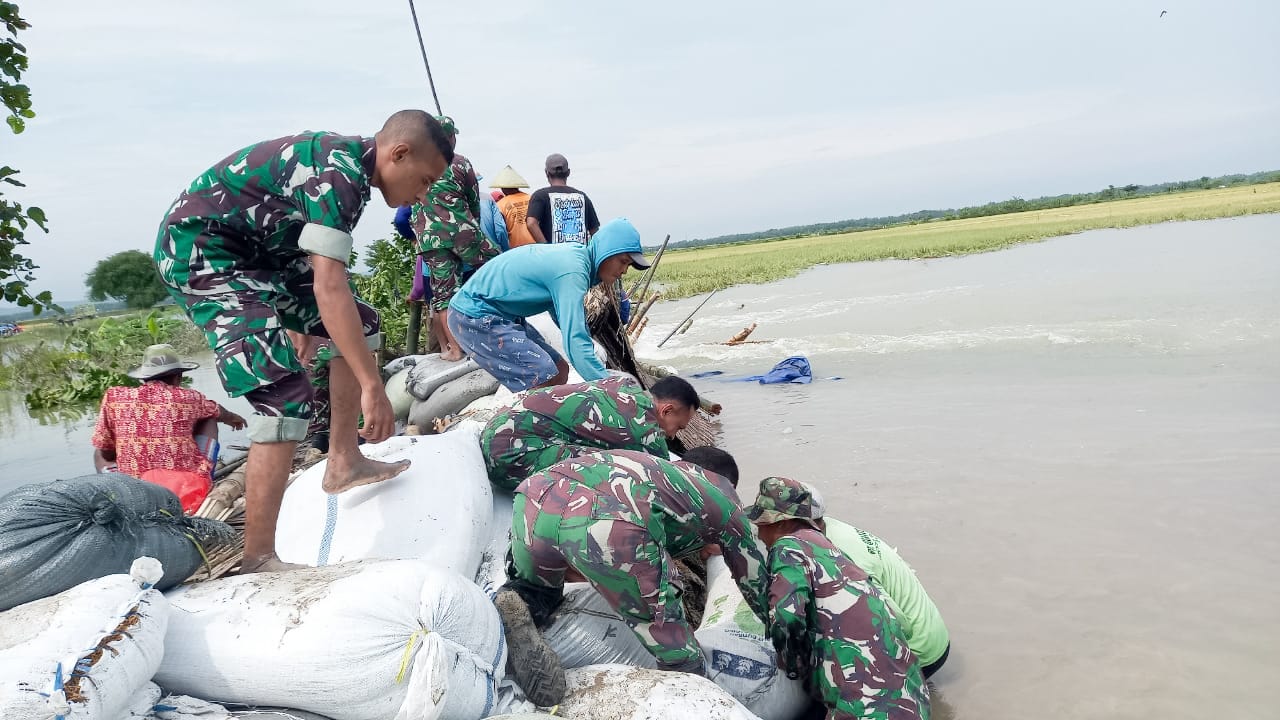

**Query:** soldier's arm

left=708, top=489, right=772, bottom=623
left=767, top=542, right=817, bottom=680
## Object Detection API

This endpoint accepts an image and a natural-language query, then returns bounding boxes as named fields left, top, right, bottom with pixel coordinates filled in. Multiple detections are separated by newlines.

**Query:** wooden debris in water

left=724, top=323, right=758, bottom=345
left=627, top=291, right=662, bottom=334
left=629, top=316, right=649, bottom=341
left=677, top=318, right=694, bottom=335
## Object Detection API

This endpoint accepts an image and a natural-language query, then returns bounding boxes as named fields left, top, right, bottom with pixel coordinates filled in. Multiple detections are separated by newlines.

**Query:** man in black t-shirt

left=526, top=153, right=600, bottom=244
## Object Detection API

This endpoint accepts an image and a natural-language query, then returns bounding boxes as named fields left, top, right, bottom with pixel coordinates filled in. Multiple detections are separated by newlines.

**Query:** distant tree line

left=669, top=169, right=1280, bottom=250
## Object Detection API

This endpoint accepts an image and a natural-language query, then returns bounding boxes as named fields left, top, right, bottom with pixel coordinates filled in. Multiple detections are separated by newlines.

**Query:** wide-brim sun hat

left=489, top=165, right=529, bottom=189
left=127, top=343, right=199, bottom=380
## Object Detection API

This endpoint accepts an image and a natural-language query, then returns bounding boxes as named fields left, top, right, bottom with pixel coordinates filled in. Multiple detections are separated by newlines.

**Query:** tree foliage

left=1, top=1, right=52, bottom=313
left=352, top=235, right=415, bottom=354
left=86, top=250, right=170, bottom=308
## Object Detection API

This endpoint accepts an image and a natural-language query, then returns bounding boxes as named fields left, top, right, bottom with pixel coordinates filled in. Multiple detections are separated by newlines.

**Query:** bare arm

left=312, top=256, right=394, bottom=442
left=526, top=215, right=547, bottom=244
left=218, top=406, right=247, bottom=430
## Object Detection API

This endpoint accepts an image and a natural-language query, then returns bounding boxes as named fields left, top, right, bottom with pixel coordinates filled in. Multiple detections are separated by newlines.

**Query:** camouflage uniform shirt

left=412, top=153, right=500, bottom=311
left=511, top=450, right=769, bottom=667
left=481, top=375, right=669, bottom=491
left=767, top=527, right=930, bottom=720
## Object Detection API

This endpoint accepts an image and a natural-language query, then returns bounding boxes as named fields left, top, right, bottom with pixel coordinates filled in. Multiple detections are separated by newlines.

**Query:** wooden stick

left=677, top=318, right=694, bottom=335
left=658, top=290, right=717, bottom=348
left=628, top=316, right=649, bottom=341
left=627, top=291, right=663, bottom=333
left=628, top=234, right=670, bottom=301
left=724, top=323, right=758, bottom=345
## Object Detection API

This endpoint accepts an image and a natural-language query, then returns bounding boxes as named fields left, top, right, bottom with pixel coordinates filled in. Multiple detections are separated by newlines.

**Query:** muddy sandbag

left=698, top=557, right=809, bottom=720
left=406, top=353, right=480, bottom=401
left=0, top=474, right=233, bottom=610
left=409, top=368, right=500, bottom=432
left=275, top=430, right=491, bottom=575
left=383, top=353, right=433, bottom=376
left=156, top=560, right=507, bottom=720
left=556, top=664, right=761, bottom=720
left=545, top=585, right=657, bottom=669
left=475, top=487, right=516, bottom=598
left=0, top=558, right=168, bottom=720
left=385, top=366, right=415, bottom=422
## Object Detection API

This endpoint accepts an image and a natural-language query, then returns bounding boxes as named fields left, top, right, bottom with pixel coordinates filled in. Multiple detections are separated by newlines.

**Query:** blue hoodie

left=450, top=218, right=644, bottom=381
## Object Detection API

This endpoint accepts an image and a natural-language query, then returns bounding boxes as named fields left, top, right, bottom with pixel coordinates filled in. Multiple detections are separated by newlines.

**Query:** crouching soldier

left=749, top=477, right=931, bottom=720
left=498, top=449, right=767, bottom=705
left=480, top=374, right=699, bottom=491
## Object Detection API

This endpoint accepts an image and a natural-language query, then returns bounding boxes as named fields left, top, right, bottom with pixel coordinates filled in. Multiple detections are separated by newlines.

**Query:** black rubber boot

left=496, top=589, right=567, bottom=707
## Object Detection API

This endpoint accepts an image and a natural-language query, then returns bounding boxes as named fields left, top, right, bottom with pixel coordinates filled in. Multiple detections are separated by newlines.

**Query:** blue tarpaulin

left=740, top=356, right=813, bottom=384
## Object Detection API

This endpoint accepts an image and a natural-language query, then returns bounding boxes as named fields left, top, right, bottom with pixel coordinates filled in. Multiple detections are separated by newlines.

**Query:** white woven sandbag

left=0, top=558, right=168, bottom=720
left=155, top=560, right=506, bottom=720
left=474, top=489, right=515, bottom=598
left=697, top=557, right=809, bottom=720
left=544, top=586, right=656, bottom=670
left=275, top=429, right=491, bottom=575
left=556, top=665, right=761, bottom=720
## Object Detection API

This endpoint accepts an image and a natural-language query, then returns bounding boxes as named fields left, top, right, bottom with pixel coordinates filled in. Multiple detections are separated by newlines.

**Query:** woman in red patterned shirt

left=91, top=344, right=246, bottom=478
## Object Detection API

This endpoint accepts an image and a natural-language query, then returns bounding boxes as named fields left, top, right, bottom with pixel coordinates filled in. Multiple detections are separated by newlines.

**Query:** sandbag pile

left=545, top=586, right=657, bottom=670
left=275, top=429, right=492, bottom=574
left=0, top=557, right=168, bottom=720
left=156, top=559, right=507, bottom=720
left=0, top=473, right=233, bottom=610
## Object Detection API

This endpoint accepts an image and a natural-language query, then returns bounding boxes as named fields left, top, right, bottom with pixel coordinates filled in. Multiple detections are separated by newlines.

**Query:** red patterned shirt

left=91, top=382, right=220, bottom=477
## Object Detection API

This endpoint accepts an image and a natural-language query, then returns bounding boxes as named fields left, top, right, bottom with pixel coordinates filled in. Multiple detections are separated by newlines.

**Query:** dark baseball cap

left=545, top=153, right=570, bottom=174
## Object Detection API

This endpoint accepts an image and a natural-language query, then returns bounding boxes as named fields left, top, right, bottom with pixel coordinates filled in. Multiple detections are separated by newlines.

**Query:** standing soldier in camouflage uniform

left=749, top=477, right=931, bottom=720
left=480, top=374, right=700, bottom=491
left=499, top=449, right=769, bottom=705
left=154, top=110, right=453, bottom=573
left=411, top=116, right=502, bottom=361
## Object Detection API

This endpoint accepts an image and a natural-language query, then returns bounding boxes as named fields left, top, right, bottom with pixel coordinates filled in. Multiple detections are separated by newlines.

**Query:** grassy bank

left=652, top=183, right=1280, bottom=299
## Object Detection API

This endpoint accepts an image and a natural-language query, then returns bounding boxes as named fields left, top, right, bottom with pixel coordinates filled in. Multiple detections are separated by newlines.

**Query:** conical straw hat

left=489, top=165, right=529, bottom=189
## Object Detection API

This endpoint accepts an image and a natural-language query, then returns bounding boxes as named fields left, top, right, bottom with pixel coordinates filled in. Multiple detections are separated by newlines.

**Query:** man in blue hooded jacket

left=448, top=218, right=650, bottom=392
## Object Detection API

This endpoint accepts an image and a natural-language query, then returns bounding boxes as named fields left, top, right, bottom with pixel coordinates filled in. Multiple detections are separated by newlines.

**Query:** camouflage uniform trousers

left=418, top=223, right=501, bottom=313
left=510, top=476, right=700, bottom=670
left=480, top=375, right=668, bottom=492
left=157, top=228, right=380, bottom=444
left=768, top=531, right=930, bottom=720
left=304, top=340, right=334, bottom=440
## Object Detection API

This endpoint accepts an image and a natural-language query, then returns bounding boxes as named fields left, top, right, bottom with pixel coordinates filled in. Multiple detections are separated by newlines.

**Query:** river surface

left=634, top=215, right=1280, bottom=719
left=1, top=216, right=1278, bottom=718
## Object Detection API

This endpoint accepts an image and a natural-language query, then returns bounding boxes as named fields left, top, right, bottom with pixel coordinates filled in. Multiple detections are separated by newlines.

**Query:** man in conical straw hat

left=92, top=344, right=247, bottom=479
left=490, top=165, right=536, bottom=249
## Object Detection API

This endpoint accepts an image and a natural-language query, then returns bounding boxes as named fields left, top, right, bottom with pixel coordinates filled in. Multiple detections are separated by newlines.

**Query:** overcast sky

left=4, top=0, right=1279, bottom=302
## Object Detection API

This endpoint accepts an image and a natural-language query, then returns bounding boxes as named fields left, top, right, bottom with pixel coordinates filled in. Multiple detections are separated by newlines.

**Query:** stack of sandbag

left=544, top=585, right=657, bottom=669
left=275, top=429, right=492, bottom=574
left=555, top=665, right=761, bottom=720
left=409, top=368, right=500, bottom=432
left=0, top=557, right=168, bottom=720
left=406, top=354, right=481, bottom=402
left=156, top=559, right=507, bottom=720
left=698, top=556, right=810, bottom=720
left=0, top=474, right=233, bottom=610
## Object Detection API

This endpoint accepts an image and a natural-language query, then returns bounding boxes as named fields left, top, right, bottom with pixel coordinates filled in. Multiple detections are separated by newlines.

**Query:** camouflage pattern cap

left=435, top=115, right=458, bottom=138
left=747, top=476, right=825, bottom=527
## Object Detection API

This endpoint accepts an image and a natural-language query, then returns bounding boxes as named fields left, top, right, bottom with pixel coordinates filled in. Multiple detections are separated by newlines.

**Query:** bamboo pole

left=627, top=291, right=663, bottom=333
left=658, top=290, right=717, bottom=348
left=406, top=301, right=423, bottom=355
left=628, top=234, right=670, bottom=301
left=629, top=316, right=649, bottom=341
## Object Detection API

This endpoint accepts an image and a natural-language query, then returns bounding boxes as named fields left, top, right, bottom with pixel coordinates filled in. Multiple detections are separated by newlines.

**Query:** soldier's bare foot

left=240, top=554, right=306, bottom=574
left=321, top=456, right=411, bottom=494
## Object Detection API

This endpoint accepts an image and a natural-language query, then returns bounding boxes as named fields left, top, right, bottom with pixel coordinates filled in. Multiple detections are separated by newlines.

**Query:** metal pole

left=657, top=289, right=718, bottom=348
left=408, top=0, right=443, bottom=115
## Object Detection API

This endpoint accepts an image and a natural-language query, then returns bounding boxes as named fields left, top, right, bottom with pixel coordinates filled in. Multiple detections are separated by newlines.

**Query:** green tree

left=1, top=2, right=52, bottom=314
left=86, top=250, right=169, bottom=308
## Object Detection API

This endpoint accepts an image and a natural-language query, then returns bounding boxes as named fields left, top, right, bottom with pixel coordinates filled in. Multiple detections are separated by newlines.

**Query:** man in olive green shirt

left=824, top=518, right=950, bottom=677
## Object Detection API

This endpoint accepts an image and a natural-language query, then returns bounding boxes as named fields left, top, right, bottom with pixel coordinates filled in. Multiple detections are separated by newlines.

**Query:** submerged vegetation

left=653, top=183, right=1280, bottom=299
left=0, top=310, right=205, bottom=412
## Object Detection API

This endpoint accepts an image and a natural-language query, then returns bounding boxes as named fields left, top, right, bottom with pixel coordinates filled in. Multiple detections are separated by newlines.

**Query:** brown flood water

left=636, top=216, right=1280, bottom=719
